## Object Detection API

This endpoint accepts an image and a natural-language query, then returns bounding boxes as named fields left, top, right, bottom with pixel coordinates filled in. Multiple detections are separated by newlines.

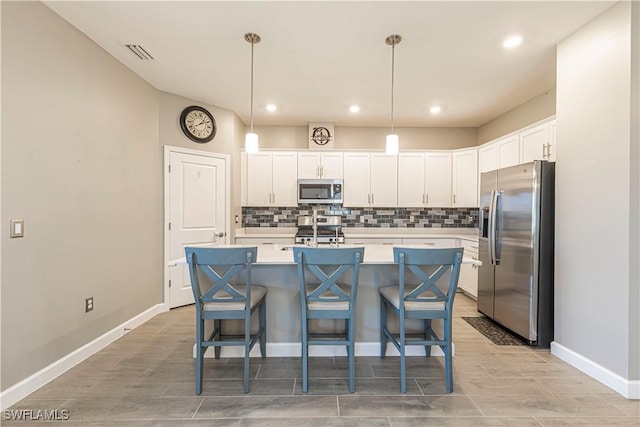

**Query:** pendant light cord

left=250, top=40, right=254, bottom=133
left=390, top=42, right=395, bottom=134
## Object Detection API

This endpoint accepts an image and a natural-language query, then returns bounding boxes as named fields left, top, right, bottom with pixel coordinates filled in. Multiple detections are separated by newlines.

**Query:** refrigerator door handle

left=493, top=191, right=502, bottom=265
left=489, top=190, right=499, bottom=265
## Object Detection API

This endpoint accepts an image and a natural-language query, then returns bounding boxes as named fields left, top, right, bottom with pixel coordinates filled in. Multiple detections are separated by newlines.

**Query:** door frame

left=163, top=145, right=231, bottom=311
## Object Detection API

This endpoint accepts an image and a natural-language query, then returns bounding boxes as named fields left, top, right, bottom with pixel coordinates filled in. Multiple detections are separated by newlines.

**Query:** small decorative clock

left=180, top=106, right=216, bottom=143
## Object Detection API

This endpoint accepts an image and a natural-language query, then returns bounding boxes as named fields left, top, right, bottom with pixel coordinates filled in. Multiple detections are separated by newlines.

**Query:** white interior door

left=165, top=147, right=228, bottom=309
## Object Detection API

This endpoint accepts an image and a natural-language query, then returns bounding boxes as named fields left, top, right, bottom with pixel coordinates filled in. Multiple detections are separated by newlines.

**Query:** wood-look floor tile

left=537, top=417, right=640, bottom=426
left=185, top=378, right=295, bottom=396
left=470, top=394, right=628, bottom=417
left=257, top=360, right=373, bottom=379
left=195, top=396, right=337, bottom=418
left=237, top=417, right=390, bottom=426
left=294, top=377, right=421, bottom=395
left=338, top=395, right=481, bottom=417
left=388, top=416, right=542, bottom=426
left=417, top=376, right=551, bottom=396
left=58, top=397, right=203, bottom=421
left=2, top=421, right=241, bottom=427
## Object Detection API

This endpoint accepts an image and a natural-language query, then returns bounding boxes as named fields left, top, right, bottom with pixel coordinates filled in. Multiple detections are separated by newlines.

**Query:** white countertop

left=169, top=244, right=481, bottom=267
left=235, top=227, right=479, bottom=241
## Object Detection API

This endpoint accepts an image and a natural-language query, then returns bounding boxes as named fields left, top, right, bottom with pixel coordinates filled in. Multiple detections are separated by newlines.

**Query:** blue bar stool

left=293, top=246, right=365, bottom=393
left=379, top=247, right=463, bottom=393
left=185, top=246, right=266, bottom=394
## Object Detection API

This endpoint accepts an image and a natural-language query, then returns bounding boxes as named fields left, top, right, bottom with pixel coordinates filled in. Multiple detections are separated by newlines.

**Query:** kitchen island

left=171, top=243, right=480, bottom=358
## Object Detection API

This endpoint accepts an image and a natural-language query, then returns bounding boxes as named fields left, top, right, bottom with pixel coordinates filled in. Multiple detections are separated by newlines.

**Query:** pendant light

left=245, top=32, right=261, bottom=153
left=385, top=34, right=401, bottom=155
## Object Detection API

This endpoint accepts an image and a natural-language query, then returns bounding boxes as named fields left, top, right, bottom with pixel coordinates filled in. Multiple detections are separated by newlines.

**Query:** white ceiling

left=44, top=1, right=614, bottom=128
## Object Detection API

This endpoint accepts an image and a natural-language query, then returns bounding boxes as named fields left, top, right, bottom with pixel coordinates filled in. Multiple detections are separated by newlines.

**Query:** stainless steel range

left=295, top=213, right=344, bottom=245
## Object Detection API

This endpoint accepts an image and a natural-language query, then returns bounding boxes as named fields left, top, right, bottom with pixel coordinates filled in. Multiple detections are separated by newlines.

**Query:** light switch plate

left=10, top=219, right=24, bottom=238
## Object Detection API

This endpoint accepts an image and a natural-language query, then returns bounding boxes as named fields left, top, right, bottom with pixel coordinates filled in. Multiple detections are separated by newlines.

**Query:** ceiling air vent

left=125, top=44, right=155, bottom=60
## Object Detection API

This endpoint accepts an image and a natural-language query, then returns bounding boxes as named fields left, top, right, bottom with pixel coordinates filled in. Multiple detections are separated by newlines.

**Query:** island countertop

left=169, top=243, right=481, bottom=266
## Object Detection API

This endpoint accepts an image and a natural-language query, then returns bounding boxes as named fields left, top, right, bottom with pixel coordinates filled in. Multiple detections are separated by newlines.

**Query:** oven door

left=297, top=179, right=343, bottom=204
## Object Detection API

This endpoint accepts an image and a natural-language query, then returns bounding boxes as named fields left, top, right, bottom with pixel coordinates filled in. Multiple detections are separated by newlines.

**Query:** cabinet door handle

left=546, top=143, right=552, bottom=159
left=371, top=194, right=374, bottom=205
left=426, top=193, right=429, bottom=204
left=542, top=143, right=547, bottom=158
left=453, top=194, right=456, bottom=204
left=320, top=165, right=324, bottom=178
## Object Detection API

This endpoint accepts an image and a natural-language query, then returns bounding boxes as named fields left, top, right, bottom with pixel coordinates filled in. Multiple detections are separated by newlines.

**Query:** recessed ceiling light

left=349, top=105, right=361, bottom=113
left=265, top=104, right=277, bottom=112
left=430, top=105, right=442, bottom=114
left=503, top=35, right=523, bottom=49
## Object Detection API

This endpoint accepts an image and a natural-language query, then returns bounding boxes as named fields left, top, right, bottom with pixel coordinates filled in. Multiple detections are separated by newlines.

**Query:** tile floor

left=6, top=294, right=639, bottom=426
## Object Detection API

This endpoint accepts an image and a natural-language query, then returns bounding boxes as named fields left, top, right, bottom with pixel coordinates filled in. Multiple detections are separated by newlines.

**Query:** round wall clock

left=180, top=106, right=216, bottom=143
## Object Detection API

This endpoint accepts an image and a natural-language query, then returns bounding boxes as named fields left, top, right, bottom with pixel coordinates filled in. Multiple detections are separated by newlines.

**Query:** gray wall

left=477, top=88, right=556, bottom=144
left=1, top=2, right=162, bottom=390
left=556, top=1, right=639, bottom=380
left=253, top=125, right=477, bottom=150
left=158, top=92, right=244, bottom=240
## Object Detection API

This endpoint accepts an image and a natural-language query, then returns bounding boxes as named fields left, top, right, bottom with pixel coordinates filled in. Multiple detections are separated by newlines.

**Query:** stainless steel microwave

left=297, top=179, right=343, bottom=204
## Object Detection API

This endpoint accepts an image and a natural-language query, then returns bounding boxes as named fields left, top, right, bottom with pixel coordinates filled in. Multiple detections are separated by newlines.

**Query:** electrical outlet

left=273, top=215, right=279, bottom=222
left=85, top=297, right=94, bottom=313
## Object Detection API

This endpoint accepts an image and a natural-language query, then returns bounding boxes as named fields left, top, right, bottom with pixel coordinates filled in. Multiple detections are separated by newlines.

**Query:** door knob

left=215, top=232, right=226, bottom=238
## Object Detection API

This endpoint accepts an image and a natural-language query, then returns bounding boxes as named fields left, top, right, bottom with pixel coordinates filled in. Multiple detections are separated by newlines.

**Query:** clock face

left=180, top=106, right=216, bottom=143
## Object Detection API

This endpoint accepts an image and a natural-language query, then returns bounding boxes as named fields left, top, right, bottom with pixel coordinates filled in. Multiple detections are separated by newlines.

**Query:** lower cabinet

left=457, top=241, right=478, bottom=299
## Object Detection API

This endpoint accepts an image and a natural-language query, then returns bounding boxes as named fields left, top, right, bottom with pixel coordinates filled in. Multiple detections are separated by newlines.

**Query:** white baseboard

left=551, top=342, right=640, bottom=399
left=0, top=304, right=165, bottom=411
left=201, top=342, right=447, bottom=358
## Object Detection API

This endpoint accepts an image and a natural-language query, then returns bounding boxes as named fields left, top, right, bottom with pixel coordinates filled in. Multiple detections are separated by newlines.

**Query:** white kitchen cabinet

left=246, top=152, right=298, bottom=206
left=549, top=120, right=556, bottom=162
left=343, top=152, right=371, bottom=207
left=457, top=240, right=479, bottom=298
left=343, top=152, right=397, bottom=207
left=497, top=135, right=520, bottom=169
left=397, top=152, right=451, bottom=207
left=452, top=149, right=478, bottom=207
left=479, top=144, right=498, bottom=173
left=297, top=152, right=343, bottom=179
left=425, top=153, right=452, bottom=207
left=520, top=120, right=556, bottom=164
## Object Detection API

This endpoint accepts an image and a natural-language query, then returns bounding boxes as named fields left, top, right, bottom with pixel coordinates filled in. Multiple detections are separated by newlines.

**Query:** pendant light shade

left=245, top=32, right=261, bottom=153
left=245, top=132, right=259, bottom=153
left=385, top=34, right=401, bottom=155
left=386, top=134, right=399, bottom=155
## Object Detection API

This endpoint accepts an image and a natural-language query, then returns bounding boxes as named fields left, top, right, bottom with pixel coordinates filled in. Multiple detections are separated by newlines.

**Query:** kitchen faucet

left=312, top=210, right=318, bottom=247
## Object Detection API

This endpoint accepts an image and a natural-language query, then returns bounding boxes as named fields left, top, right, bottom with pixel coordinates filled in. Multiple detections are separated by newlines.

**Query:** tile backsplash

left=242, top=205, right=478, bottom=228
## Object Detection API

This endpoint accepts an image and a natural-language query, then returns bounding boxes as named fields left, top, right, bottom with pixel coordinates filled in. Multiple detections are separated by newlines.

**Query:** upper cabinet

left=398, top=152, right=452, bottom=207
left=479, top=117, right=557, bottom=173
left=452, top=149, right=478, bottom=207
left=520, top=120, right=556, bottom=163
left=496, top=134, right=520, bottom=169
left=478, top=144, right=498, bottom=174
left=343, top=152, right=397, bottom=207
left=245, top=152, right=298, bottom=207
left=297, top=152, right=343, bottom=179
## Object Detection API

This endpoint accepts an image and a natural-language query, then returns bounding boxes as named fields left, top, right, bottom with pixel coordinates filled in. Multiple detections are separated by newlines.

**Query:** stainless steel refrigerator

left=477, top=160, right=554, bottom=347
